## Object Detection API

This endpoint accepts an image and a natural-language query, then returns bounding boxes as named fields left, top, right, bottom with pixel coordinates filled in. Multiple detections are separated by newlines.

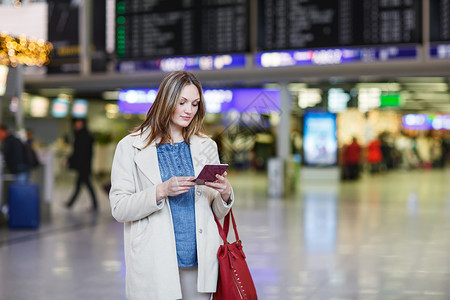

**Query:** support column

left=268, top=82, right=292, bottom=198
left=14, top=64, right=24, bottom=130
left=422, top=0, right=430, bottom=60
left=277, top=82, right=291, bottom=161
left=80, top=0, right=93, bottom=76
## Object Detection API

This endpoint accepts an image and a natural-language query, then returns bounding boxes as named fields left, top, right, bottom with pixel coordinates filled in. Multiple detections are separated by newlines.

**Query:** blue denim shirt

left=157, top=141, right=197, bottom=267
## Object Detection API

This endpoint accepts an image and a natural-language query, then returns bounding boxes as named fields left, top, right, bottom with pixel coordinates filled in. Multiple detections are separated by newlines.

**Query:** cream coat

left=109, top=131, right=233, bottom=300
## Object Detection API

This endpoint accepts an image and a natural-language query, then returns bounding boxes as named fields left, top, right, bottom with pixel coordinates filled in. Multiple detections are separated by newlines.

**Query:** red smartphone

left=194, top=164, right=229, bottom=185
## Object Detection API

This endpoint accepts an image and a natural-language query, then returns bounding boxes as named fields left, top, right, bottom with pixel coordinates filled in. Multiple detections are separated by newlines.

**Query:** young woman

left=109, top=71, right=234, bottom=300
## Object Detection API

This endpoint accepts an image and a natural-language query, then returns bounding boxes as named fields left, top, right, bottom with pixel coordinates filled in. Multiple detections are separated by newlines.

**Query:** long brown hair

left=132, top=71, right=206, bottom=147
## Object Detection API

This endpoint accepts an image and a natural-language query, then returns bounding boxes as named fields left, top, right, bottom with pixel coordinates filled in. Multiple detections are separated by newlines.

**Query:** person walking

left=66, top=118, right=98, bottom=211
left=109, top=71, right=234, bottom=300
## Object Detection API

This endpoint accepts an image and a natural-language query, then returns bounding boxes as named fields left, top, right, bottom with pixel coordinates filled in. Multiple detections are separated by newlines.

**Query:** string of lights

left=0, top=32, right=52, bottom=67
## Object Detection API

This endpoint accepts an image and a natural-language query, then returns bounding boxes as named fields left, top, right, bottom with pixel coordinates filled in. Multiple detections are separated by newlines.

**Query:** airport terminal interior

left=1, top=0, right=450, bottom=299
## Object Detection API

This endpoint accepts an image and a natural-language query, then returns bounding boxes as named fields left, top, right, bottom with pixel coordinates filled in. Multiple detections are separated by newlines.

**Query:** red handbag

left=213, top=209, right=258, bottom=300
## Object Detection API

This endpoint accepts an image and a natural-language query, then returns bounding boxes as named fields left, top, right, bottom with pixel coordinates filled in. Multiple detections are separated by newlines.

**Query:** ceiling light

left=102, top=91, right=119, bottom=100
left=38, top=88, right=74, bottom=97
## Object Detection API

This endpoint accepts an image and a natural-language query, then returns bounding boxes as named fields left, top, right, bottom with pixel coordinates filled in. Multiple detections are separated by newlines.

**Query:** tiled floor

left=1, top=168, right=450, bottom=300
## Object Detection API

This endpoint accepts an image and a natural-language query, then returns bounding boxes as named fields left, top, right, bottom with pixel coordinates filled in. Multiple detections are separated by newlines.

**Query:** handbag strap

left=213, top=208, right=240, bottom=244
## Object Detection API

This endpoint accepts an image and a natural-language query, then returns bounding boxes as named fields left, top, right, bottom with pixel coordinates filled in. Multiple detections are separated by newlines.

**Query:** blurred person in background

left=24, top=129, right=40, bottom=170
left=109, top=71, right=234, bottom=300
left=430, top=134, right=443, bottom=168
left=379, top=131, right=398, bottom=170
left=343, top=137, right=362, bottom=180
left=65, top=118, right=98, bottom=211
left=395, top=131, right=420, bottom=169
left=416, top=132, right=432, bottom=169
left=0, top=124, right=30, bottom=184
left=442, top=132, right=450, bottom=167
left=366, top=136, right=383, bottom=173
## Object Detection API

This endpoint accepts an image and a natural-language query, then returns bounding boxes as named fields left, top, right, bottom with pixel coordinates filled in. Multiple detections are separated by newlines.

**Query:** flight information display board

left=430, top=0, right=450, bottom=42
left=258, top=0, right=422, bottom=51
left=116, top=0, right=249, bottom=59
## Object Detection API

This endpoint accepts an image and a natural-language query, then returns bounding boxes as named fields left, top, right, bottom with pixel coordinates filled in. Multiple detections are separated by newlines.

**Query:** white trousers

left=179, top=266, right=212, bottom=300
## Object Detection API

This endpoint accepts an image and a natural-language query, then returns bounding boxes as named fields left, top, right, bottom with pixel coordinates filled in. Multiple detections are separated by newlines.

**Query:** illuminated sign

left=402, top=114, right=450, bottom=130
left=303, top=111, right=338, bottom=166
left=431, top=115, right=450, bottom=130
left=0, top=65, right=8, bottom=96
left=117, top=54, right=247, bottom=73
left=298, top=88, right=322, bottom=109
left=203, top=89, right=233, bottom=114
left=380, top=94, right=401, bottom=107
left=51, top=98, right=69, bottom=118
left=429, top=43, right=450, bottom=59
left=220, top=89, right=280, bottom=114
left=118, top=88, right=280, bottom=114
left=30, top=96, right=49, bottom=117
left=358, top=88, right=381, bottom=112
left=72, top=99, right=88, bottom=118
left=255, top=46, right=418, bottom=68
left=328, top=88, right=350, bottom=113
left=402, top=114, right=430, bottom=130
left=117, top=89, right=157, bottom=114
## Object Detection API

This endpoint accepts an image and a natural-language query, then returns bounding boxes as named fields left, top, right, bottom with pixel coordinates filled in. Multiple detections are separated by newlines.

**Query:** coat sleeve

left=211, top=189, right=234, bottom=220
left=109, top=137, right=164, bottom=223
left=204, top=139, right=234, bottom=220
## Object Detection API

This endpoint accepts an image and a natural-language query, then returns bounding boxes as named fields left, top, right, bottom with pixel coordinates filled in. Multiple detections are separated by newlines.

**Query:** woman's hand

left=156, top=176, right=196, bottom=201
left=205, top=171, right=232, bottom=203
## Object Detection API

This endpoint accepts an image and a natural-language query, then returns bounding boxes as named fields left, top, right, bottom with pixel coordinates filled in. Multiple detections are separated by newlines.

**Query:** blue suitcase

left=8, top=183, right=40, bottom=229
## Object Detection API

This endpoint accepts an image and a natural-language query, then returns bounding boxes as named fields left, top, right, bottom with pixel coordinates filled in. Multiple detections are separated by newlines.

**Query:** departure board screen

left=116, top=0, right=249, bottom=59
left=430, top=0, right=450, bottom=41
left=258, top=0, right=422, bottom=51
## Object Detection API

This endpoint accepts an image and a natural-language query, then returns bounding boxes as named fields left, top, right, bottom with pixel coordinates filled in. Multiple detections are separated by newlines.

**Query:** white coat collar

left=132, top=130, right=210, bottom=184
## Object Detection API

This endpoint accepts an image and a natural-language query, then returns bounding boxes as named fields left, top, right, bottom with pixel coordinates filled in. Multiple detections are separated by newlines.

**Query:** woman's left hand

left=205, top=171, right=232, bottom=203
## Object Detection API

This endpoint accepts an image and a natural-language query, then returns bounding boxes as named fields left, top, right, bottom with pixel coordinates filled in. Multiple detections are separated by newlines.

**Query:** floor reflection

left=232, top=169, right=450, bottom=300
left=0, top=169, right=449, bottom=299
left=303, top=186, right=337, bottom=254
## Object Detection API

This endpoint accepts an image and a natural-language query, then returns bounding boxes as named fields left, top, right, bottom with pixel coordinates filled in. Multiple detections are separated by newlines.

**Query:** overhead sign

left=255, top=46, right=418, bottom=68
left=403, top=114, right=450, bottom=130
left=380, top=94, right=401, bottom=107
left=117, top=54, right=247, bottom=73
left=115, top=0, right=249, bottom=59
left=47, top=0, right=106, bottom=73
left=429, top=43, right=450, bottom=59
left=258, top=0, right=421, bottom=51
left=118, top=88, right=281, bottom=115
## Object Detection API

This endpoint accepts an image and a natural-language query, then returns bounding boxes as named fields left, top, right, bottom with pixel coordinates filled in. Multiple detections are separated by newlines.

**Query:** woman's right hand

left=156, top=176, right=196, bottom=201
